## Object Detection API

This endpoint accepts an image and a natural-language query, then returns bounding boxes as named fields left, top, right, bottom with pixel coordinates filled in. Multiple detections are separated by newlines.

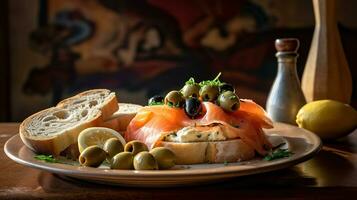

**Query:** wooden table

left=1, top=123, right=357, bottom=199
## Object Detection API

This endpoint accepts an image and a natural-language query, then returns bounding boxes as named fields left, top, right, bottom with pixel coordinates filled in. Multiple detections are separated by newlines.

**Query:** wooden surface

left=302, top=0, right=352, bottom=103
left=1, top=123, right=357, bottom=199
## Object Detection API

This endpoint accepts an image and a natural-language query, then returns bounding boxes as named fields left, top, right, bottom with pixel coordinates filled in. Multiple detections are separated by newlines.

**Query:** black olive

left=148, top=95, right=164, bottom=106
left=184, top=97, right=202, bottom=118
left=219, top=83, right=235, bottom=93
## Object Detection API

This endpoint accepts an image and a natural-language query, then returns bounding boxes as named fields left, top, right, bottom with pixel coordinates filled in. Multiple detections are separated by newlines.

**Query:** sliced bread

left=103, top=103, right=143, bottom=131
left=20, top=89, right=118, bottom=155
left=159, top=139, right=255, bottom=164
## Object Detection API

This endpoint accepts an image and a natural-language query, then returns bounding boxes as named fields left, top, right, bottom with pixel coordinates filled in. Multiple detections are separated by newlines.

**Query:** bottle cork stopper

left=275, top=38, right=299, bottom=53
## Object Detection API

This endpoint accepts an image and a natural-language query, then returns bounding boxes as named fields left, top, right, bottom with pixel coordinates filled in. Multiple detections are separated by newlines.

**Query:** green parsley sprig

left=148, top=101, right=164, bottom=106
left=185, top=77, right=197, bottom=85
left=199, top=72, right=223, bottom=87
left=184, top=72, right=224, bottom=87
left=264, top=149, right=293, bottom=161
left=34, top=155, right=57, bottom=163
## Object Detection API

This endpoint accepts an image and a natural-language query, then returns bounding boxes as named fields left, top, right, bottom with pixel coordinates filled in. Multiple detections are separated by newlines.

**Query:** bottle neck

left=276, top=52, right=298, bottom=65
left=276, top=53, right=298, bottom=74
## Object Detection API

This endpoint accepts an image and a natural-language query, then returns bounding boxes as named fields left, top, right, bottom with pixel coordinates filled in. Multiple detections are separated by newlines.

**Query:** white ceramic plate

left=4, top=123, right=321, bottom=187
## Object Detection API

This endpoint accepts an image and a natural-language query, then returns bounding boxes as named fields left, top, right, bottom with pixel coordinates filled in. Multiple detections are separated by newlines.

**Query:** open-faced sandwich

left=125, top=74, right=274, bottom=164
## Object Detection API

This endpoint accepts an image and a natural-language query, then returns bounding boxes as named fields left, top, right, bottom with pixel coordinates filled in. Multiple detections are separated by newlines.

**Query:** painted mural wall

left=9, top=0, right=357, bottom=121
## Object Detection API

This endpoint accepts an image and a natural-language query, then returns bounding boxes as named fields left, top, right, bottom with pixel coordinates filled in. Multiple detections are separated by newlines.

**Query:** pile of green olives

left=79, top=137, right=125, bottom=168
left=78, top=139, right=176, bottom=170
left=147, top=77, right=240, bottom=116
left=121, top=141, right=176, bottom=170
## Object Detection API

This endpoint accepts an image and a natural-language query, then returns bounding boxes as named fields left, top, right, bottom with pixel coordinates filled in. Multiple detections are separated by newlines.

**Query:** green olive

left=150, top=147, right=176, bottom=169
left=124, top=140, right=149, bottom=156
left=164, top=90, right=184, bottom=107
left=110, top=152, right=134, bottom=169
left=181, top=84, right=200, bottom=98
left=79, top=145, right=106, bottom=167
left=133, top=152, right=158, bottom=170
left=103, top=138, right=124, bottom=161
left=217, top=91, right=240, bottom=112
left=199, top=85, right=219, bottom=102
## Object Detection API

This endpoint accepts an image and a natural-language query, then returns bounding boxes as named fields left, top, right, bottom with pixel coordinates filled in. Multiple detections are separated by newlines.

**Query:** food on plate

left=150, top=147, right=176, bottom=169
left=76, top=131, right=177, bottom=170
left=219, top=83, right=235, bottom=93
left=20, top=89, right=118, bottom=156
left=104, top=103, right=143, bottom=131
left=19, top=88, right=142, bottom=157
left=148, top=95, right=164, bottom=106
left=164, top=90, right=184, bottom=107
left=184, top=97, right=202, bottom=118
left=103, top=138, right=124, bottom=161
left=133, top=152, right=159, bottom=170
left=217, top=91, right=240, bottom=112
left=79, top=145, right=107, bottom=167
left=110, top=152, right=134, bottom=169
left=78, top=127, right=126, bottom=153
left=199, top=84, right=219, bottom=102
left=181, top=81, right=200, bottom=98
left=126, top=73, right=273, bottom=164
left=264, top=149, right=293, bottom=161
left=124, top=140, right=149, bottom=156
left=296, top=99, right=357, bottom=140
left=18, top=87, right=176, bottom=170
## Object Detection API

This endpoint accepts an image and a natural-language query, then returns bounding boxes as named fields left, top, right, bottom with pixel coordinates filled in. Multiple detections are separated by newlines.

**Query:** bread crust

left=20, top=89, right=119, bottom=155
left=159, top=139, right=255, bottom=164
left=103, top=103, right=143, bottom=131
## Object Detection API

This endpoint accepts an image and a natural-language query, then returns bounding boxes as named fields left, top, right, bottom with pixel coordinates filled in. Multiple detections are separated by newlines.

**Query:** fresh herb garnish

left=34, top=155, right=57, bottom=163
left=199, top=72, right=223, bottom=87
left=264, top=149, right=293, bottom=161
left=185, top=77, right=197, bottom=85
left=148, top=101, right=164, bottom=106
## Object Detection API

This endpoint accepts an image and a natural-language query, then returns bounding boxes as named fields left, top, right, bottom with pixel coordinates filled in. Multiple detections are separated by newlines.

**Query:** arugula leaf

left=34, top=155, right=57, bottom=163
left=264, top=149, right=293, bottom=161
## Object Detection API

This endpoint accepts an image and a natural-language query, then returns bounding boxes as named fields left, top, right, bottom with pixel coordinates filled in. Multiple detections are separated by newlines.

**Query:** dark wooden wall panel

left=0, top=0, right=10, bottom=121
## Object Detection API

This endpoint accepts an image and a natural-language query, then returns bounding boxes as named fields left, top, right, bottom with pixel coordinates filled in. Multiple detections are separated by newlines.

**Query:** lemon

left=78, top=127, right=126, bottom=153
left=296, top=100, right=357, bottom=139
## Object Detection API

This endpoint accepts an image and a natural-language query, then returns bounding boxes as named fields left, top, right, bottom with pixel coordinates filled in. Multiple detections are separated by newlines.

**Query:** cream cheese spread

left=164, top=125, right=227, bottom=142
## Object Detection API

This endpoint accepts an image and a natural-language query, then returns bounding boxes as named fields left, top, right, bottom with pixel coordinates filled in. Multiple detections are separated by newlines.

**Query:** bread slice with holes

left=19, top=89, right=118, bottom=155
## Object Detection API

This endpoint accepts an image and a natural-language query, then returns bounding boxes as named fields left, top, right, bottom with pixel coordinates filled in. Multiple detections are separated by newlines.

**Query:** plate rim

left=4, top=122, right=322, bottom=178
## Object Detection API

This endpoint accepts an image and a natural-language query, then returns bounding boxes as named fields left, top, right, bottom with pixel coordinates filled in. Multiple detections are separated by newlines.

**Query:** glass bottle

left=266, top=38, right=306, bottom=125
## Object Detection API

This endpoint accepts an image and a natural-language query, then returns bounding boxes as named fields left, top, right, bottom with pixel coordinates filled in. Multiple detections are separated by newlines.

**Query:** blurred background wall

left=1, top=0, right=356, bottom=122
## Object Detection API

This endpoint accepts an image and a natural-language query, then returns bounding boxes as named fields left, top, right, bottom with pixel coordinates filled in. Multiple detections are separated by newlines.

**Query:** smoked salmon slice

left=125, top=100, right=273, bottom=155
